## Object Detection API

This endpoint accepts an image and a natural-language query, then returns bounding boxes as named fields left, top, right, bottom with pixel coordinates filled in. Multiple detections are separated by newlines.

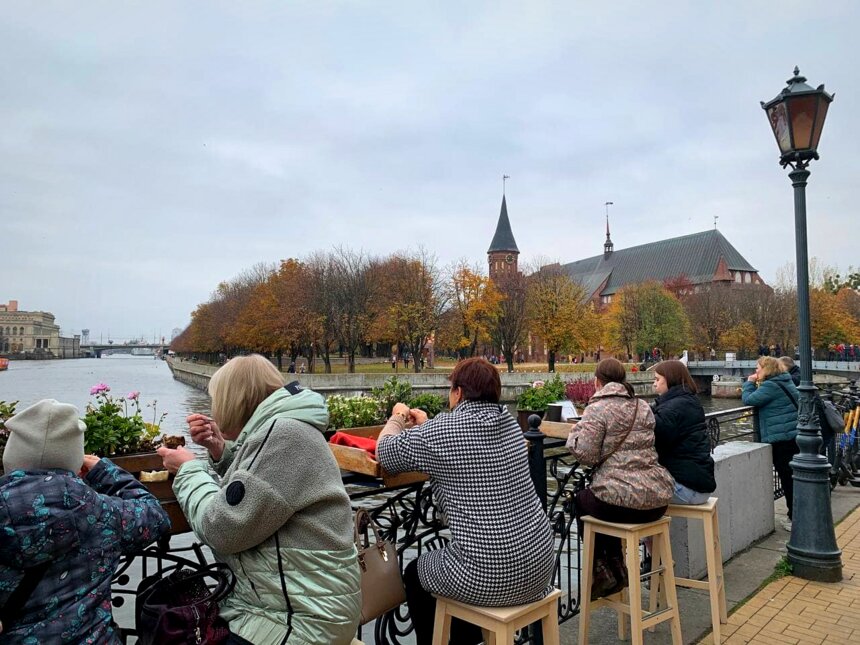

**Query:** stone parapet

left=669, top=441, right=774, bottom=579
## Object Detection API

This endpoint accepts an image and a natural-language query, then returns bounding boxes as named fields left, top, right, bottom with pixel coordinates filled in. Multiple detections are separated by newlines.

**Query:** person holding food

left=0, top=399, right=170, bottom=643
left=157, top=354, right=361, bottom=645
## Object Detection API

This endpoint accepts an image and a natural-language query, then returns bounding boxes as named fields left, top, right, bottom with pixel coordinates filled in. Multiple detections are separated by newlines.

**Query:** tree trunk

left=276, top=350, right=283, bottom=371
left=548, top=350, right=556, bottom=373
left=506, top=356, right=515, bottom=372
left=348, top=351, right=356, bottom=373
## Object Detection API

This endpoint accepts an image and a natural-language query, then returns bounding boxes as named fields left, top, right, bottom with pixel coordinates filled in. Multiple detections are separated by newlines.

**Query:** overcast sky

left=2, top=2, right=857, bottom=342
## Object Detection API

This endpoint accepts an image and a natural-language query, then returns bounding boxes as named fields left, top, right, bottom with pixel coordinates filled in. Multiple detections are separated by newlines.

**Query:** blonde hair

left=757, top=356, right=785, bottom=380
left=208, top=354, right=284, bottom=435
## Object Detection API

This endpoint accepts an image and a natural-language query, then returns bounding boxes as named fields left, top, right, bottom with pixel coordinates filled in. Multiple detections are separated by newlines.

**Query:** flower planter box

left=108, top=452, right=190, bottom=535
left=328, top=425, right=428, bottom=488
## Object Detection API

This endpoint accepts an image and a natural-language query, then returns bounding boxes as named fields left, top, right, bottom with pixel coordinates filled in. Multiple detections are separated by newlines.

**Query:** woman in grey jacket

left=158, top=354, right=361, bottom=645
left=741, top=356, right=799, bottom=531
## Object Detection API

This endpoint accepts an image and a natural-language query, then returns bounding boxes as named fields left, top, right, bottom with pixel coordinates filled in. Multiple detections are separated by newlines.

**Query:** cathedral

left=487, top=198, right=764, bottom=305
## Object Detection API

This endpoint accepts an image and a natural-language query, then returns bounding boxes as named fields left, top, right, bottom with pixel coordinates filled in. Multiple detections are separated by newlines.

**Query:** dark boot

left=590, top=557, right=618, bottom=601
left=607, top=554, right=629, bottom=596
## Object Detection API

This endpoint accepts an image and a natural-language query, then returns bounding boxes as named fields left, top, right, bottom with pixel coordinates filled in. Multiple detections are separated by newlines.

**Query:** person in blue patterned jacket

left=0, top=399, right=170, bottom=643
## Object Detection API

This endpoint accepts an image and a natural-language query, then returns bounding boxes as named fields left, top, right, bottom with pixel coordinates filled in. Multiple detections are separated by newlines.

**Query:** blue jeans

left=671, top=481, right=711, bottom=505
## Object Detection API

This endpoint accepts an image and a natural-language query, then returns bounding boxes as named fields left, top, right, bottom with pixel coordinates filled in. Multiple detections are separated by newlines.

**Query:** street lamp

left=761, top=68, right=841, bottom=582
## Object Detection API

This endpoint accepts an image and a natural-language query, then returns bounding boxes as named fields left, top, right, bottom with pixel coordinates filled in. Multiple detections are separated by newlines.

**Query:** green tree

left=606, top=282, right=690, bottom=357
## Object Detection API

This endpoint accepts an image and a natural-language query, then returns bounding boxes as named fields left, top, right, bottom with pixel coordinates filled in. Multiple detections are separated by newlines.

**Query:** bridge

left=686, top=360, right=859, bottom=392
left=81, top=343, right=166, bottom=358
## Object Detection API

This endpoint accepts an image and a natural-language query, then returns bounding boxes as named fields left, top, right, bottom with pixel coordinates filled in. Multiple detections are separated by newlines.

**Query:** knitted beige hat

left=3, top=399, right=86, bottom=473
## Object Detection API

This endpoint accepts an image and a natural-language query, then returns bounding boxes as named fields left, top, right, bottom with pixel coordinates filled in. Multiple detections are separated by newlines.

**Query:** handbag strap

left=354, top=508, right=385, bottom=549
left=594, top=399, right=640, bottom=470
left=0, top=562, right=50, bottom=634
left=774, top=381, right=799, bottom=410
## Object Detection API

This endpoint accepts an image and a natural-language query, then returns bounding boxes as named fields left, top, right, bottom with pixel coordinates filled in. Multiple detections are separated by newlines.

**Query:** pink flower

left=532, top=380, right=545, bottom=388
left=126, top=391, right=140, bottom=401
left=89, top=383, right=110, bottom=395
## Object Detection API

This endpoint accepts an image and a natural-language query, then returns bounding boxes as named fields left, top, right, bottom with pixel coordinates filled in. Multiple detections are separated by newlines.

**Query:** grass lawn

left=291, top=359, right=639, bottom=375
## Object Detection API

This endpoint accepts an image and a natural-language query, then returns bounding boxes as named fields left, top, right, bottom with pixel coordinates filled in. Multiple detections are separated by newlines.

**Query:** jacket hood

left=0, top=470, right=83, bottom=569
left=238, top=386, right=330, bottom=443
left=591, top=382, right=633, bottom=402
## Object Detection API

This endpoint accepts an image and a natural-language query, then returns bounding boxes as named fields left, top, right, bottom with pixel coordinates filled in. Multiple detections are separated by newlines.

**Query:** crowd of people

left=2, top=350, right=805, bottom=643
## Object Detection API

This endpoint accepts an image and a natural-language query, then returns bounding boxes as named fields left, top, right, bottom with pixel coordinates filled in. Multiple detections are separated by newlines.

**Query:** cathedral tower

left=487, top=195, right=520, bottom=280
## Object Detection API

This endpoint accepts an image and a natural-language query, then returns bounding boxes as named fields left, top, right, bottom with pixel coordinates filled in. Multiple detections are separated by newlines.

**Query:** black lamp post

left=761, top=68, right=842, bottom=582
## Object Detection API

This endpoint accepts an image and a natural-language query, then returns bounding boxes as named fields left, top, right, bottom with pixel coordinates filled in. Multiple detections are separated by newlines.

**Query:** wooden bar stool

left=579, top=515, right=682, bottom=645
left=431, top=588, right=561, bottom=645
left=664, top=497, right=727, bottom=642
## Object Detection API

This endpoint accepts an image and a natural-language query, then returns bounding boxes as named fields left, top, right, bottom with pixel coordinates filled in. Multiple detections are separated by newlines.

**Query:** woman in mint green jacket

left=158, top=354, right=361, bottom=645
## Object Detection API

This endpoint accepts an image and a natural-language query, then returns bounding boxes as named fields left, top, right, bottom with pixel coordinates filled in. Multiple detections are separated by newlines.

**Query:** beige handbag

left=354, top=508, right=407, bottom=625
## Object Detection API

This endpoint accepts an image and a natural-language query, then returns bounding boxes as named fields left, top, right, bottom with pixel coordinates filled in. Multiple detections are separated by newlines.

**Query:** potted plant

left=516, top=375, right=567, bottom=431
left=82, top=384, right=189, bottom=534
left=0, top=400, right=18, bottom=476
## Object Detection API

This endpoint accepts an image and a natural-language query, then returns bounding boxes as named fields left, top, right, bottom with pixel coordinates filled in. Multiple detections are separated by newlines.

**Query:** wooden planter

left=328, top=425, right=428, bottom=488
left=108, top=452, right=190, bottom=536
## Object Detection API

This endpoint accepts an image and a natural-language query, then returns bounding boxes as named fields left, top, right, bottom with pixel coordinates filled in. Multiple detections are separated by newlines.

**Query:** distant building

left=559, top=228, right=765, bottom=307
left=0, top=300, right=81, bottom=358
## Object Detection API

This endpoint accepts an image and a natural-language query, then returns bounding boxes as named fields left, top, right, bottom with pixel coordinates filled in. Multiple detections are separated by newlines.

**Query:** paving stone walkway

left=698, top=504, right=860, bottom=644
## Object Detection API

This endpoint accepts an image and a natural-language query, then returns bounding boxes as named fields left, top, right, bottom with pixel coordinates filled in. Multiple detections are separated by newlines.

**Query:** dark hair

left=654, top=360, right=698, bottom=394
left=594, top=358, right=634, bottom=397
left=448, top=357, right=501, bottom=403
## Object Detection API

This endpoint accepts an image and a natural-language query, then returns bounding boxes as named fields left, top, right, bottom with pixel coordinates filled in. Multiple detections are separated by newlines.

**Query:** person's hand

left=187, top=413, right=225, bottom=461
left=156, top=446, right=197, bottom=474
left=79, top=454, right=101, bottom=477
left=392, top=403, right=411, bottom=418
left=747, top=374, right=758, bottom=383
left=409, top=408, right=428, bottom=426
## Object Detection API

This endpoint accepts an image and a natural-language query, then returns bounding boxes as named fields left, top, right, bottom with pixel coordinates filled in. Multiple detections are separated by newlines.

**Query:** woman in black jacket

left=652, top=360, right=716, bottom=504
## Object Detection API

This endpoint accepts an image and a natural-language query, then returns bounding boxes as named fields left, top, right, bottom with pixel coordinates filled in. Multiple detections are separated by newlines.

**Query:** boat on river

left=0, top=358, right=8, bottom=371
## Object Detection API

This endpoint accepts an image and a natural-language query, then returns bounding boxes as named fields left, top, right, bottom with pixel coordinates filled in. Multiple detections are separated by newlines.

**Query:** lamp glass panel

left=810, top=98, right=830, bottom=151
left=787, top=95, right=817, bottom=150
left=767, top=102, right=791, bottom=153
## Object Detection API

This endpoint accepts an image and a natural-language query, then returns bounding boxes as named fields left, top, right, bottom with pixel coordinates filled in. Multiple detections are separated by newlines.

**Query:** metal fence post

left=524, top=414, right=548, bottom=512
left=523, top=412, right=547, bottom=645
left=753, top=408, right=761, bottom=443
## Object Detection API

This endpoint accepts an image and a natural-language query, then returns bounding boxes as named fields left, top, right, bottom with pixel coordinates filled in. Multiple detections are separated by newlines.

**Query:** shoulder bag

left=136, top=562, right=235, bottom=645
left=354, top=508, right=406, bottom=625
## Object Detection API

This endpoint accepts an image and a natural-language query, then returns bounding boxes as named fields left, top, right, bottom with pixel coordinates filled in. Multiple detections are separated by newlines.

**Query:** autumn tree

left=305, top=252, right=339, bottom=373
left=719, top=320, right=758, bottom=356
left=489, top=270, right=529, bottom=372
left=527, top=265, right=600, bottom=372
left=681, top=284, right=737, bottom=354
left=328, top=248, right=381, bottom=373
left=443, top=262, right=501, bottom=359
left=374, top=249, right=446, bottom=372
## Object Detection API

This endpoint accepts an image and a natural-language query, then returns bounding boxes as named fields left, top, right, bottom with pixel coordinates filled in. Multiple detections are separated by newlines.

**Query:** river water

left=0, top=356, right=211, bottom=439
left=1, top=357, right=743, bottom=433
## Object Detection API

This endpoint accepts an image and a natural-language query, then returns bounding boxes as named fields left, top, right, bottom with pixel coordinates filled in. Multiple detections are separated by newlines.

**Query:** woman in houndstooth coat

left=377, top=358, right=555, bottom=645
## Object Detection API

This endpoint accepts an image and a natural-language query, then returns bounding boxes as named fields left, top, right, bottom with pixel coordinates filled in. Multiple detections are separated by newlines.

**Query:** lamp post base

left=786, top=420, right=842, bottom=583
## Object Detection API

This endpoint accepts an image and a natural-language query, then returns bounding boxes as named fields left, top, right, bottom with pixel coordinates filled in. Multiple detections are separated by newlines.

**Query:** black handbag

left=135, top=562, right=235, bottom=645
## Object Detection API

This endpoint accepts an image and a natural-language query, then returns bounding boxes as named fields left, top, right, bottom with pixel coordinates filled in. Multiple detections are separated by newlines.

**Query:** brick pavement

left=698, top=505, right=860, bottom=644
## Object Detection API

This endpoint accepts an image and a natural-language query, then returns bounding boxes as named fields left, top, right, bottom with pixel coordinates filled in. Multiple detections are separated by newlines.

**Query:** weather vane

left=503, top=174, right=510, bottom=195
left=714, top=215, right=719, bottom=229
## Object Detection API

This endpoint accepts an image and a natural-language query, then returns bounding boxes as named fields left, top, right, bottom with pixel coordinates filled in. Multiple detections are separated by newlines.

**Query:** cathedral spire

left=604, top=201, right=614, bottom=256
left=488, top=195, right=519, bottom=254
